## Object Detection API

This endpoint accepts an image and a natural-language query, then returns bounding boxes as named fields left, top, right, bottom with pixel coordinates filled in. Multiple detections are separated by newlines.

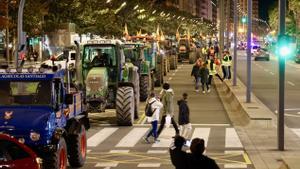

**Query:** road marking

left=191, top=128, right=211, bottom=147
left=87, top=149, right=91, bottom=153
left=109, top=150, right=130, bottom=153
left=224, top=164, right=247, bottom=168
left=225, top=128, right=243, bottom=148
left=137, top=114, right=145, bottom=124
left=287, top=81, right=295, bottom=86
left=175, top=70, right=178, bottom=72
left=88, top=128, right=118, bottom=147
left=95, top=162, right=118, bottom=167
left=297, top=112, right=300, bottom=115
left=270, top=72, right=275, bottom=75
left=291, top=129, right=300, bottom=138
left=147, top=150, right=168, bottom=154
left=168, top=77, right=172, bottom=81
left=137, top=163, right=161, bottom=167
left=152, top=127, right=174, bottom=147
left=116, top=128, right=149, bottom=147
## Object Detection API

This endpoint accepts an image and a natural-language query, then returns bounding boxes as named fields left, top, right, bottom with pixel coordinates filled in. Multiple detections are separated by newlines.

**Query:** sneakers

left=207, top=89, right=211, bottom=93
left=143, top=137, right=150, bottom=144
left=202, top=91, right=206, bottom=94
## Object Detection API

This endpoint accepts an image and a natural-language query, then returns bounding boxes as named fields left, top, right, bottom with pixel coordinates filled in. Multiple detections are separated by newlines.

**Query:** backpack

left=145, top=101, right=156, bottom=117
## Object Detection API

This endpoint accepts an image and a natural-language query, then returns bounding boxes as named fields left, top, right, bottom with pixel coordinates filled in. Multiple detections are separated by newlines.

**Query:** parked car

left=41, top=50, right=76, bottom=69
left=0, top=134, right=41, bottom=169
left=294, top=49, right=300, bottom=63
left=254, top=48, right=270, bottom=61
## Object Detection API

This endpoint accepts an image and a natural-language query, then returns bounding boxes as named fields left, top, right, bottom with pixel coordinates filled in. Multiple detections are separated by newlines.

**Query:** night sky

left=259, top=0, right=277, bottom=22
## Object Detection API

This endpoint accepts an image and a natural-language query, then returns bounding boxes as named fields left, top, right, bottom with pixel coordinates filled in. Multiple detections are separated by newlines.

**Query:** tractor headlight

left=18, top=137, right=25, bottom=144
left=30, top=132, right=41, bottom=141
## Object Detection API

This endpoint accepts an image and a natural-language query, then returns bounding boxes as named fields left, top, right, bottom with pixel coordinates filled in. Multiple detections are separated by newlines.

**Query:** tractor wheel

left=170, top=55, right=176, bottom=70
left=68, top=125, right=87, bottom=168
left=116, top=86, right=135, bottom=126
left=140, top=75, right=149, bottom=101
left=43, top=138, right=67, bottom=169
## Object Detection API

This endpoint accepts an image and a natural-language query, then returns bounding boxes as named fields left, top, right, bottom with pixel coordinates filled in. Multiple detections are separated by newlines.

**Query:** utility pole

left=246, top=0, right=252, bottom=103
left=219, top=0, right=225, bottom=56
left=233, top=0, right=238, bottom=86
left=16, top=0, right=25, bottom=67
left=5, top=0, right=10, bottom=63
left=278, top=0, right=286, bottom=151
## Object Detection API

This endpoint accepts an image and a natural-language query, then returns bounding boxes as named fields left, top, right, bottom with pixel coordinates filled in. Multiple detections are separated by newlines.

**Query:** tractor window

left=83, top=45, right=117, bottom=67
left=0, top=81, right=51, bottom=105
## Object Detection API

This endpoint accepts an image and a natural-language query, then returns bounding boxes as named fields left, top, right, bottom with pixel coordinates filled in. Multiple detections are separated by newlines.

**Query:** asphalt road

left=81, top=63, right=254, bottom=169
left=236, top=50, right=300, bottom=129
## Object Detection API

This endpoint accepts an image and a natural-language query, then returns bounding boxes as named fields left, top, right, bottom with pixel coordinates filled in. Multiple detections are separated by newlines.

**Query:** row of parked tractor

left=0, top=35, right=200, bottom=169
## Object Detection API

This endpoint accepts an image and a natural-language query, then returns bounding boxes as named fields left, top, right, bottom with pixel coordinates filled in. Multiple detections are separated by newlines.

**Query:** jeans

left=228, top=66, right=231, bottom=79
left=147, top=120, right=158, bottom=139
left=222, top=66, right=229, bottom=79
left=201, top=82, right=209, bottom=91
left=179, top=123, right=192, bottom=139
left=195, top=76, right=200, bottom=90
left=157, top=115, right=180, bottom=137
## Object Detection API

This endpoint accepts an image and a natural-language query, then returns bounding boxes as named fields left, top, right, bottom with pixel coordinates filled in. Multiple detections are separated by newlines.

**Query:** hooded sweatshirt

left=161, top=88, right=175, bottom=116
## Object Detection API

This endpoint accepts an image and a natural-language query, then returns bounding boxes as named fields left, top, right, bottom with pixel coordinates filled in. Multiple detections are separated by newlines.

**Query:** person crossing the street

left=157, top=83, right=180, bottom=137
left=191, top=61, right=201, bottom=92
left=143, top=92, right=163, bottom=144
left=177, top=93, right=192, bottom=140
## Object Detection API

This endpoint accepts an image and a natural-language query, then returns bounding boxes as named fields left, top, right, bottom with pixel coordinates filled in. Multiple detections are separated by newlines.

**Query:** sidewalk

left=214, top=77, right=300, bottom=169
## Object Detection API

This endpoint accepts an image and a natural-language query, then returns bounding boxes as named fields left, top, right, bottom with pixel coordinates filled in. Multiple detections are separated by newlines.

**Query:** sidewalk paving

left=214, top=77, right=300, bottom=169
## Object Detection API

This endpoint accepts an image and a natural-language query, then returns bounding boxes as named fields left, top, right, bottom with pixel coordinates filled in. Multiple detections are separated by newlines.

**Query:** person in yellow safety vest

left=122, top=58, right=135, bottom=82
left=221, top=51, right=230, bottom=80
left=226, top=51, right=232, bottom=79
left=201, top=47, right=207, bottom=59
left=206, top=56, right=223, bottom=93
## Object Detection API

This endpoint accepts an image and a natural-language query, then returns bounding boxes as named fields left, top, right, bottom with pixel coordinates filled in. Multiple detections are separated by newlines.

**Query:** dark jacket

left=191, top=64, right=200, bottom=78
left=169, top=147, right=188, bottom=169
left=177, top=99, right=190, bottom=125
left=199, top=67, right=209, bottom=83
left=187, top=153, right=220, bottom=169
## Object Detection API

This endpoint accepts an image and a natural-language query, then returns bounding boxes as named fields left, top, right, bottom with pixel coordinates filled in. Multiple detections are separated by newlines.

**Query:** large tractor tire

left=140, top=75, right=150, bottom=101
left=43, top=138, right=68, bottom=169
left=68, top=125, right=87, bottom=168
left=170, top=55, right=176, bottom=70
left=116, top=86, right=135, bottom=126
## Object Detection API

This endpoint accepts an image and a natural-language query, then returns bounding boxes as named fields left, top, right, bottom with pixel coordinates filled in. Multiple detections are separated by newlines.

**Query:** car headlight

left=30, top=132, right=41, bottom=141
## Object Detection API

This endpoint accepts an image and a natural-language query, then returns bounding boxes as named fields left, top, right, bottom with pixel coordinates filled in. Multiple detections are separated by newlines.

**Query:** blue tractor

left=0, top=65, right=89, bottom=169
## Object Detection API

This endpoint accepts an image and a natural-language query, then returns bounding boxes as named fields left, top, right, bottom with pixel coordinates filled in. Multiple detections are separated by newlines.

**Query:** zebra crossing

left=85, top=125, right=254, bottom=169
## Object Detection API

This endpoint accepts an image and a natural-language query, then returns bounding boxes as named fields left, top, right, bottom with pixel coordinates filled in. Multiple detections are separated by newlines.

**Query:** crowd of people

left=142, top=45, right=232, bottom=168
left=192, top=45, right=232, bottom=93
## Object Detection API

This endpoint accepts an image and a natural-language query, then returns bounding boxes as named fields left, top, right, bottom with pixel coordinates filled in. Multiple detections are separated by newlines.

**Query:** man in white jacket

left=144, top=92, right=163, bottom=144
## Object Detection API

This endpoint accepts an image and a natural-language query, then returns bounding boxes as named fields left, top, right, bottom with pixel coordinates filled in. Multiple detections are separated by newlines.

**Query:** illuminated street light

left=152, top=10, right=156, bottom=14
left=114, top=2, right=127, bottom=14
left=133, top=5, right=139, bottom=10
left=106, top=0, right=112, bottom=3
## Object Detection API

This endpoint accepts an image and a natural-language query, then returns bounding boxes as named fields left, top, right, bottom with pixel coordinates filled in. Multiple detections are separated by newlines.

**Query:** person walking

left=177, top=93, right=192, bottom=140
left=199, top=63, right=210, bottom=93
left=157, top=83, right=180, bottom=137
left=144, top=92, right=163, bottom=144
left=191, top=61, right=201, bottom=92
left=169, top=135, right=188, bottom=169
left=206, top=56, right=223, bottom=92
left=187, top=138, right=220, bottom=169
left=221, top=51, right=229, bottom=80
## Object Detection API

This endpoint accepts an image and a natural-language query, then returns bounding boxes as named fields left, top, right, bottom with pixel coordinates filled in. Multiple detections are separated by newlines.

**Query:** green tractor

left=124, top=42, right=152, bottom=101
left=75, top=39, right=140, bottom=126
left=143, top=42, right=164, bottom=87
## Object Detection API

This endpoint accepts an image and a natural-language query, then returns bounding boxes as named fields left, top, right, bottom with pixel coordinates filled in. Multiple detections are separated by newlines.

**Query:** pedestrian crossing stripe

left=87, top=127, right=244, bottom=149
